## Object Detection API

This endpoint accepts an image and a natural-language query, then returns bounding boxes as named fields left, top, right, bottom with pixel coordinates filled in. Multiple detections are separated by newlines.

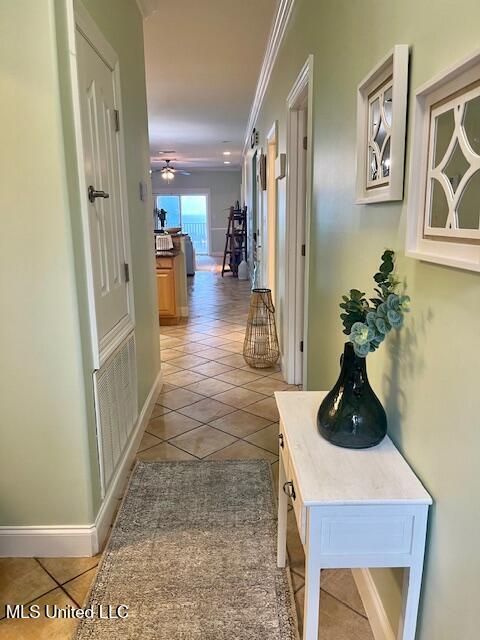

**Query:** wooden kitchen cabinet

left=156, top=255, right=179, bottom=324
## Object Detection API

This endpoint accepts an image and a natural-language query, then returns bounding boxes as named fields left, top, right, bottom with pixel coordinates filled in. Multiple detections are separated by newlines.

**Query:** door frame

left=67, top=0, right=135, bottom=369
left=283, top=55, right=314, bottom=385
left=153, top=188, right=211, bottom=255
left=243, top=146, right=258, bottom=280
left=264, top=121, right=278, bottom=301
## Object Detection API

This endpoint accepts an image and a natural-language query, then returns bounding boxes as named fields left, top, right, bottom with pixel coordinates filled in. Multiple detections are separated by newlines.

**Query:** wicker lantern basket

left=243, top=288, right=280, bottom=368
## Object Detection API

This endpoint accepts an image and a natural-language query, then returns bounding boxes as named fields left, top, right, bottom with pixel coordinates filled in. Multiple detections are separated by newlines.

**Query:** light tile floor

left=0, top=257, right=374, bottom=639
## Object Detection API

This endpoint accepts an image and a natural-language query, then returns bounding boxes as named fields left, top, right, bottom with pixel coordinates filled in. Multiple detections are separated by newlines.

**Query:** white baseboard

left=0, top=369, right=163, bottom=558
left=352, top=569, right=396, bottom=640
left=0, top=525, right=97, bottom=558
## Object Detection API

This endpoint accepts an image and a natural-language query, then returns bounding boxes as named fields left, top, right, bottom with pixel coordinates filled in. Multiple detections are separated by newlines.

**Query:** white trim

left=283, top=55, right=314, bottom=386
left=355, top=45, right=409, bottom=204
left=242, top=0, right=296, bottom=154
left=68, top=0, right=136, bottom=369
left=275, top=153, right=287, bottom=180
left=406, top=47, right=480, bottom=272
left=73, top=1, right=116, bottom=68
left=352, top=569, right=396, bottom=640
left=98, top=315, right=135, bottom=368
left=263, top=121, right=278, bottom=298
left=0, top=370, right=163, bottom=557
left=153, top=188, right=211, bottom=255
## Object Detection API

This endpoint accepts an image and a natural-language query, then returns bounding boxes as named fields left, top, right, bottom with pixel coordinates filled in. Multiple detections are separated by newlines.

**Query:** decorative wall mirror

left=355, top=45, right=409, bottom=204
left=406, top=48, right=480, bottom=272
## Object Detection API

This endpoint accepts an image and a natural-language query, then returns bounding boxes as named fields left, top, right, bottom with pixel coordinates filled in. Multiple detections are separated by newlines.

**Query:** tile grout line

left=34, top=558, right=83, bottom=609
left=145, top=412, right=281, bottom=456
left=158, top=392, right=275, bottom=419
left=0, top=584, right=60, bottom=621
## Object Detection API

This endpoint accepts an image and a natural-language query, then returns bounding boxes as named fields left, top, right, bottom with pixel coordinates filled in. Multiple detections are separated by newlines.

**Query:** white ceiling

left=141, top=0, right=277, bottom=170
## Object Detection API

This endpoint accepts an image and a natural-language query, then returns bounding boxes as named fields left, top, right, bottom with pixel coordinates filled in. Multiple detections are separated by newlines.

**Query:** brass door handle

left=88, top=185, right=110, bottom=203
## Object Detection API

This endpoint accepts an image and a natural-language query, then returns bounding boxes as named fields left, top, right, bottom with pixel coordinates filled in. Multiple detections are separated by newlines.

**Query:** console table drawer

left=278, top=424, right=290, bottom=472
left=289, top=463, right=306, bottom=544
left=319, top=511, right=414, bottom=556
left=279, top=425, right=306, bottom=544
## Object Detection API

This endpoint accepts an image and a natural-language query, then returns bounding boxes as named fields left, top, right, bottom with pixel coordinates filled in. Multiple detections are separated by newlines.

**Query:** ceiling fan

left=151, top=159, right=191, bottom=181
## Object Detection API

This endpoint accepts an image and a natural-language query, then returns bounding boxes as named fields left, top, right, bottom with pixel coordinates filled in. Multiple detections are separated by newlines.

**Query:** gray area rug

left=75, top=460, right=299, bottom=639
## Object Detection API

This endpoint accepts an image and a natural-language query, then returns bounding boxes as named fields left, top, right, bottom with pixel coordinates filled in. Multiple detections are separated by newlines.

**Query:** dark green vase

left=317, top=342, right=387, bottom=449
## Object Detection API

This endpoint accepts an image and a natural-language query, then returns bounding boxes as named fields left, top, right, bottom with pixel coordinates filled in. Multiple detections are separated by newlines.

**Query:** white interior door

left=76, top=30, right=133, bottom=363
left=294, top=106, right=308, bottom=382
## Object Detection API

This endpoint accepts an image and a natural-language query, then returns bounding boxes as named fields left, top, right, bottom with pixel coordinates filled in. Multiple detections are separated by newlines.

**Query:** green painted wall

left=253, top=1, right=480, bottom=637
left=0, top=0, right=159, bottom=526
left=0, top=0, right=93, bottom=525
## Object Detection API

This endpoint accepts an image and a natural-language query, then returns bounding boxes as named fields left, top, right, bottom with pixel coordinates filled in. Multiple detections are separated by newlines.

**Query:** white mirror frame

left=406, top=48, right=480, bottom=272
left=355, top=45, right=409, bottom=204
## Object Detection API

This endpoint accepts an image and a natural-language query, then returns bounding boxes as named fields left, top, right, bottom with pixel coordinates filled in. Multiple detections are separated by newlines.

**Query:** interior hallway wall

left=0, top=0, right=93, bottom=525
left=151, top=170, right=241, bottom=254
left=58, top=0, right=161, bottom=516
left=0, top=0, right=159, bottom=528
left=252, top=0, right=480, bottom=637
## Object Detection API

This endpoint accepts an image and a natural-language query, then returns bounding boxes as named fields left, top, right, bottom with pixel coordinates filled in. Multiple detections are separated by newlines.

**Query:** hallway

left=0, top=259, right=373, bottom=639
left=143, top=258, right=289, bottom=467
left=142, top=258, right=374, bottom=639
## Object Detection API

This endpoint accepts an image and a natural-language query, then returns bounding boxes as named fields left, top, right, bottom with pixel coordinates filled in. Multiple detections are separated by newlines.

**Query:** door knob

left=283, top=481, right=296, bottom=500
left=88, top=185, right=110, bottom=203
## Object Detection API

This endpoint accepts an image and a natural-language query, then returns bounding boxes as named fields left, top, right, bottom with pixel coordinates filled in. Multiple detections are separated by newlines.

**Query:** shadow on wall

left=381, top=306, right=433, bottom=450
left=380, top=300, right=435, bottom=635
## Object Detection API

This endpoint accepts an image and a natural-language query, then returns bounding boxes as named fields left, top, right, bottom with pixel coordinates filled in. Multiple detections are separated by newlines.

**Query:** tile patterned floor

left=0, top=257, right=373, bottom=639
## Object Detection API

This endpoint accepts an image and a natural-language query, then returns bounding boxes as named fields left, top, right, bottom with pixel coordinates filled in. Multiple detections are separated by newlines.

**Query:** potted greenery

left=317, top=250, right=410, bottom=449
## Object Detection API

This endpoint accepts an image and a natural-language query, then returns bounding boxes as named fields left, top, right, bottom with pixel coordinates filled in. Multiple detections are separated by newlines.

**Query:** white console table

left=275, top=391, right=432, bottom=640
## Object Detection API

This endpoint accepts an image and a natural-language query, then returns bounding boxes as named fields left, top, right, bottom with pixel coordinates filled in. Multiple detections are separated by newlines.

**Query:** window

left=355, top=45, right=409, bottom=203
left=406, top=49, right=480, bottom=272
left=155, top=194, right=208, bottom=254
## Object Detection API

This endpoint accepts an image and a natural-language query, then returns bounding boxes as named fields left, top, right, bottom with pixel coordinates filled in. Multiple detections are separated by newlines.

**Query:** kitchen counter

left=155, top=249, right=181, bottom=258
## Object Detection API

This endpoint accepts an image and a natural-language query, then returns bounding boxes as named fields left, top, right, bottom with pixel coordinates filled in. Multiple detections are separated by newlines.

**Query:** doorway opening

left=283, top=56, right=313, bottom=386
left=155, top=192, right=209, bottom=255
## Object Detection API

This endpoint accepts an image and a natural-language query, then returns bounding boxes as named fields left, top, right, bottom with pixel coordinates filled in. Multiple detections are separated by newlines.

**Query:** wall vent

left=93, top=332, right=138, bottom=497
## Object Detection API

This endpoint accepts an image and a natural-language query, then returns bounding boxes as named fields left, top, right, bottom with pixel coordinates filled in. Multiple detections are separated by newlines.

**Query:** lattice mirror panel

left=425, top=86, right=480, bottom=238
left=406, top=48, right=480, bottom=272
left=355, top=45, right=409, bottom=204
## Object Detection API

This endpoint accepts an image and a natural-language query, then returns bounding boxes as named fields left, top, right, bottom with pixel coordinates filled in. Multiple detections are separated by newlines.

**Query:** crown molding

left=242, top=0, right=296, bottom=154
